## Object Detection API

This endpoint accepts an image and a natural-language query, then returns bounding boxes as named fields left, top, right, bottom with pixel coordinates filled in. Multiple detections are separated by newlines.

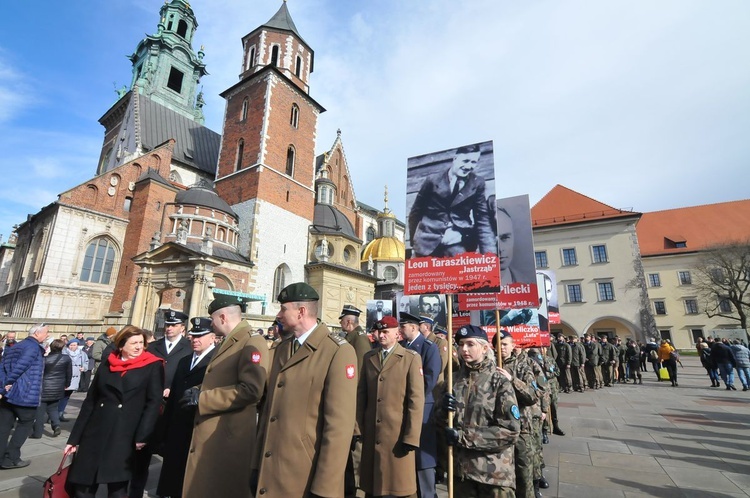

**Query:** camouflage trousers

left=542, top=381, right=558, bottom=432
left=531, top=417, right=544, bottom=479
left=455, top=479, right=515, bottom=498
left=514, top=432, right=535, bottom=498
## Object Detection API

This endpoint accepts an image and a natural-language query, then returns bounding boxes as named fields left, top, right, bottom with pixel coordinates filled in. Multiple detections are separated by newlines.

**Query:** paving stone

left=589, top=451, right=662, bottom=473
left=558, top=452, right=592, bottom=465
left=558, top=482, right=625, bottom=498
left=662, top=467, right=744, bottom=494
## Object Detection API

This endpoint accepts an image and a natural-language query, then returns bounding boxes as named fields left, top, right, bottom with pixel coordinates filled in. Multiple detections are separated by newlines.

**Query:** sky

left=1, top=0, right=749, bottom=241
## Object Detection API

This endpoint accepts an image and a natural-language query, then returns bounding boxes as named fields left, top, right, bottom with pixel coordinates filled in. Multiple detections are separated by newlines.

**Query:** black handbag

left=43, top=452, right=74, bottom=498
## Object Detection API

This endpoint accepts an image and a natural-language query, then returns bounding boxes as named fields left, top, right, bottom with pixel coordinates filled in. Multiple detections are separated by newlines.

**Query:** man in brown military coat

left=181, top=295, right=269, bottom=498
left=253, top=283, right=358, bottom=498
left=358, top=316, right=424, bottom=498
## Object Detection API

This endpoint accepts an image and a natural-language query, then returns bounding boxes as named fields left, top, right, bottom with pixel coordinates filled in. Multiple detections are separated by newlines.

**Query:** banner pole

left=495, top=309, right=503, bottom=368
left=446, top=294, right=454, bottom=498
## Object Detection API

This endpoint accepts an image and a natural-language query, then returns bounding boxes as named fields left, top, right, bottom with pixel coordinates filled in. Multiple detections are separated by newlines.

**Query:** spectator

left=644, top=338, right=660, bottom=381
left=698, top=342, right=721, bottom=387
left=730, top=339, right=750, bottom=391
left=80, top=337, right=96, bottom=392
left=32, top=339, right=71, bottom=438
left=58, top=339, right=85, bottom=422
left=91, top=327, right=117, bottom=374
left=710, top=339, right=737, bottom=390
left=0, top=323, right=49, bottom=468
left=657, top=340, right=678, bottom=387
left=626, top=339, right=642, bottom=384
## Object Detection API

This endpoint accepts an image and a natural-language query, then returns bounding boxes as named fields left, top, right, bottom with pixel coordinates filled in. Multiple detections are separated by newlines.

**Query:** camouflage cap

left=277, top=282, right=319, bottom=304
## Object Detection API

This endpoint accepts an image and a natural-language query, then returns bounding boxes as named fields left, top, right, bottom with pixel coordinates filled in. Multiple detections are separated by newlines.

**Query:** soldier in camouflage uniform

left=528, top=348, right=554, bottom=491
left=497, top=330, right=545, bottom=498
left=436, top=325, right=520, bottom=498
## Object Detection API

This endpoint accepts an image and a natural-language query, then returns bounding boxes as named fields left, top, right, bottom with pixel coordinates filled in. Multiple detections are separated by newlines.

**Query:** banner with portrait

left=404, top=140, right=499, bottom=294
left=365, top=299, right=393, bottom=332
left=537, top=269, right=560, bottom=324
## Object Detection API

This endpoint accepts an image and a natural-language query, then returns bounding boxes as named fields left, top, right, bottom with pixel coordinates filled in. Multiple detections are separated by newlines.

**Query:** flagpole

left=446, top=294, right=454, bottom=498
left=495, top=309, right=502, bottom=368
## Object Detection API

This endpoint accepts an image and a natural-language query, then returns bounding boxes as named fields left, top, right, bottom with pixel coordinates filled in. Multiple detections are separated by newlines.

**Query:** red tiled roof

left=531, top=184, right=639, bottom=227
left=637, top=199, right=750, bottom=256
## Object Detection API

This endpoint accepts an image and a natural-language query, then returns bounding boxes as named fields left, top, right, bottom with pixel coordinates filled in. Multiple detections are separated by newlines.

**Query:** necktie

left=166, top=342, right=173, bottom=354
left=293, top=339, right=301, bottom=354
left=381, top=350, right=388, bottom=364
left=190, top=354, right=199, bottom=370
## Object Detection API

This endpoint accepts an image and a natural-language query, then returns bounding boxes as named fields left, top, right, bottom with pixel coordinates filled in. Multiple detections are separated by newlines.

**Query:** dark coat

left=40, top=353, right=72, bottom=402
left=67, top=358, right=164, bottom=485
left=156, top=346, right=215, bottom=498
left=147, top=336, right=193, bottom=389
left=0, top=336, right=44, bottom=407
left=554, top=341, right=572, bottom=367
left=409, top=170, right=496, bottom=256
left=404, top=334, right=441, bottom=470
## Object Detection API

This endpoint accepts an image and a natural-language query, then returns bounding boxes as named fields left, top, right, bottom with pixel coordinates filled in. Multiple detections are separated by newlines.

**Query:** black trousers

left=0, top=400, right=36, bottom=465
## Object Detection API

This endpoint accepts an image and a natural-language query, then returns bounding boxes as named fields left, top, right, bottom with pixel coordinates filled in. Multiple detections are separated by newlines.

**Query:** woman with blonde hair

left=63, top=326, right=164, bottom=498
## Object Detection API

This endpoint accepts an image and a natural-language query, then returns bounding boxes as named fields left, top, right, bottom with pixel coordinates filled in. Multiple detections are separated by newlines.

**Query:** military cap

left=456, top=324, right=488, bottom=342
left=497, top=329, right=513, bottom=340
left=434, top=324, right=447, bottom=336
left=373, top=316, right=399, bottom=330
left=277, top=282, right=319, bottom=304
left=418, top=314, right=434, bottom=326
left=339, top=304, right=362, bottom=319
left=208, top=295, right=246, bottom=315
left=399, top=312, right=421, bottom=325
left=164, top=309, right=188, bottom=324
left=188, top=317, right=213, bottom=336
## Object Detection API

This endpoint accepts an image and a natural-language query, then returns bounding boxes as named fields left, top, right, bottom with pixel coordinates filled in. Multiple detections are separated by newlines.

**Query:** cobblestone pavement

left=1, top=356, right=748, bottom=497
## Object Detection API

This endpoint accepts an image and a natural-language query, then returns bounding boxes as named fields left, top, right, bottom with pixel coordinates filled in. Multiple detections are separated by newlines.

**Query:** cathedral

left=0, top=1, right=405, bottom=332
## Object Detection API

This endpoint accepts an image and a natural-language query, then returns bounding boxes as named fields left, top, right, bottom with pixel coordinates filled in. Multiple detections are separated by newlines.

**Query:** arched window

left=241, top=98, right=248, bottom=121
left=272, top=264, right=290, bottom=301
left=236, top=139, right=244, bottom=171
left=290, top=104, right=299, bottom=128
left=176, top=20, right=188, bottom=38
left=80, top=238, right=117, bottom=285
left=271, top=45, right=279, bottom=67
left=295, top=55, right=302, bottom=77
left=285, top=146, right=295, bottom=177
left=366, top=226, right=376, bottom=242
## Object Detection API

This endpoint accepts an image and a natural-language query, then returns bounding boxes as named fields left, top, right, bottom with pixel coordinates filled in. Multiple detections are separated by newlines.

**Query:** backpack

left=649, top=349, right=659, bottom=361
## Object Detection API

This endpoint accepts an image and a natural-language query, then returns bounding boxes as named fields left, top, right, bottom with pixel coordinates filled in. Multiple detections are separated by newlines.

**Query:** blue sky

left=1, top=0, right=750, bottom=241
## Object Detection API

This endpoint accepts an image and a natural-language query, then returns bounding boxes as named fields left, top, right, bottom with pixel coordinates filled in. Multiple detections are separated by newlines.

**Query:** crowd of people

left=0, top=299, right=748, bottom=497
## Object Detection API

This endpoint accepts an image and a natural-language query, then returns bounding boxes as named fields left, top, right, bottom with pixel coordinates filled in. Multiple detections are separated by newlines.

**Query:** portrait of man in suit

left=407, top=142, right=497, bottom=258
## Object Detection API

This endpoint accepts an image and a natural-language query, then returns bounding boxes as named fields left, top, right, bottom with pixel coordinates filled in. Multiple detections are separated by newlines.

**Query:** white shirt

left=165, top=337, right=182, bottom=354
left=190, top=343, right=216, bottom=369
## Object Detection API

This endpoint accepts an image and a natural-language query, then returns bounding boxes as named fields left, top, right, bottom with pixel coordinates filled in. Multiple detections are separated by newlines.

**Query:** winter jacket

left=0, top=336, right=44, bottom=407
left=730, top=344, right=750, bottom=368
left=710, top=342, right=735, bottom=366
left=64, top=347, right=85, bottom=391
left=40, top=353, right=72, bottom=402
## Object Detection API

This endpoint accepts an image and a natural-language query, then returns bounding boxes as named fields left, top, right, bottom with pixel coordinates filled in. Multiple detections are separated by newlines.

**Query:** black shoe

left=553, top=426, right=566, bottom=436
left=726, top=386, right=732, bottom=390
left=674, top=382, right=678, bottom=387
left=743, top=386, right=749, bottom=392
left=52, top=427, right=61, bottom=437
left=59, top=415, right=69, bottom=422
left=539, top=476, right=549, bottom=489
left=0, top=459, right=30, bottom=469
left=542, top=429, right=549, bottom=444
left=730, top=384, right=737, bottom=390
left=29, top=435, right=42, bottom=439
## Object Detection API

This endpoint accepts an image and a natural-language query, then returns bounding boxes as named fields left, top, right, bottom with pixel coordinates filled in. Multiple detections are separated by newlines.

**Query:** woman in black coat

left=64, top=326, right=164, bottom=498
left=32, top=339, right=72, bottom=438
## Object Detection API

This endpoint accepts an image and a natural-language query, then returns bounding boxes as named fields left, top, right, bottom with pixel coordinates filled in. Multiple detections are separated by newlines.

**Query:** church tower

left=214, top=2, right=325, bottom=311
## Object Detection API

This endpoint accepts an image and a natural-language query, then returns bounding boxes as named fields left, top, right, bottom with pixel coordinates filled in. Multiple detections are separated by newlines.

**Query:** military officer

left=253, top=283, right=358, bottom=498
left=583, top=334, right=602, bottom=389
left=552, top=333, right=572, bottom=393
left=181, top=296, right=269, bottom=498
left=358, top=316, right=424, bottom=498
left=149, top=310, right=192, bottom=396
left=569, top=335, right=586, bottom=392
left=436, top=325, right=520, bottom=498
left=600, top=336, right=616, bottom=386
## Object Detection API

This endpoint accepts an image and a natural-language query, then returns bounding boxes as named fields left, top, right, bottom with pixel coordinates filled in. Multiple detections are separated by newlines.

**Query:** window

left=270, top=45, right=279, bottom=66
left=167, top=67, right=184, bottom=93
left=241, top=98, right=248, bottom=121
left=659, top=330, right=672, bottom=342
left=592, top=245, right=608, bottom=263
left=176, top=20, right=188, bottom=38
left=295, top=55, right=302, bottom=77
left=366, top=226, right=376, bottom=243
left=678, top=271, right=692, bottom=285
left=535, top=251, right=548, bottom=268
left=384, top=266, right=398, bottom=281
left=272, top=264, right=289, bottom=301
left=290, top=104, right=299, bottom=128
left=684, top=299, right=699, bottom=314
left=235, top=139, right=244, bottom=171
left=597, top=282, right=615, bottom=301
left=343, top=246, right=353, bottom=263
left=719, top=299, right=732, bottom=313
left=285, top=146, right=295, bottom=176
left=690, top=329, right=704, bottom=343
left=710, top=268, right=725, bottom=283
left=654, top=300, right=666, bottom=315
left=248, top=47, right=256, bottom=70
left=123, top=197, right=132, bottom=212
left=562, top=248, right=577, bottom=266
left=80, top=238, right=117, bottom=285
left=567, top=284, right=583, bottom=303
left=648, top=273, right=661, bottom=287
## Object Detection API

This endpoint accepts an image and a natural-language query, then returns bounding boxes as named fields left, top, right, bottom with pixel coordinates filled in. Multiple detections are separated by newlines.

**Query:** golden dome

left=361, top=236, right=404, bottom=262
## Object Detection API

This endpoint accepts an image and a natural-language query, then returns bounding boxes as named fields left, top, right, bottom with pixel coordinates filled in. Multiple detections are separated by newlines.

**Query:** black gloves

left=442, top=393, right=457, bottom=412
left=179, top=387, right=200, bottom=408
left=444, top=427, right=460, bottom=446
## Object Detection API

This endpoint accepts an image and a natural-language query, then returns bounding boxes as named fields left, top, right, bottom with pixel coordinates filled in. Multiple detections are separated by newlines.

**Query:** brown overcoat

left=253, top=323, right=358, bottom=498
left=182, top=321, right=268, bottom=498
left=357, top=344, right=424, bottom=497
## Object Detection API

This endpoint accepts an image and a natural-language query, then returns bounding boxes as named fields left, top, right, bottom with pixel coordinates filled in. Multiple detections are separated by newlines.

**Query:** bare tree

left=693, top=242, right=750, bottom=336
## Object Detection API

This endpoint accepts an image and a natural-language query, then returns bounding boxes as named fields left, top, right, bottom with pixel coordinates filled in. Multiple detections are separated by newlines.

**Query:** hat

left=373, top=316, right=399, bottom=330
left=418, top=315, right=434, bottom=326
left=208, top=295, right=246, bottom=315
left=434, top=324, right=447, bottom=336
left=498, top=329, right=512, bottom=340
left=399, top=312, right=421, bottom=325
left=164, top=310, right=188, bottom=324
left=86, top=337, right=95, bottom=341
left=67, top=339, right=80, bottom=345
left=188, top=317, right=213, bottom=336
left=456, top=324, right=488, bottom=342
left=277, top=283, right=319, bottom=304
left=339, top=305, right=362, bottom=320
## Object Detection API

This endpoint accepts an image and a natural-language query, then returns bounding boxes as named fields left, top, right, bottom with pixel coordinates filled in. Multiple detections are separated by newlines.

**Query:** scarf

left=108, top=351, right=163, bottom=376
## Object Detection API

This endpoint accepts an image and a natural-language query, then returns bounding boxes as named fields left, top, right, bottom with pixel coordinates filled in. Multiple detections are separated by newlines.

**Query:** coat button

left=379, top=377, right=384, bottom=382
left=377, top=419, right=381, bottom=423
left=377, top=398, right=382, bottom=402
left=189, top=448, right=194, bottom=453
left=117, top=404, right=122, bottom=408
left=270, top=416, right=277, bottom=422
left=265, top=451, right=272, bottom=457
left=100, top=403, right=104, bottom=407
left=277, top=381, right=285, bottom=388
left=259, top=488, right=267, bottom=495
left=376, top=440, right=381, bottom=445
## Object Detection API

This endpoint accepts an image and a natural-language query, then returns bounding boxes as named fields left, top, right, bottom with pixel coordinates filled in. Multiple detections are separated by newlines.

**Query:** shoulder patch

left=328, top=333, right=348, bottom=346
left=510, top=405, right=521, bottom=420
left=358, top=330, right=367, bottom=336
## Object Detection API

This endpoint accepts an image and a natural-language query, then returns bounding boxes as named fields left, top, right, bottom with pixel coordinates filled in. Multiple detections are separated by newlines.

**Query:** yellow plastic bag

left=658, top=366, right=670, bottom=380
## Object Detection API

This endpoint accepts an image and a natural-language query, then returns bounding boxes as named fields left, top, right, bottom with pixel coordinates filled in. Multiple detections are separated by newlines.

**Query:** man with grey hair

left=0, top=323, right=49, bottom=468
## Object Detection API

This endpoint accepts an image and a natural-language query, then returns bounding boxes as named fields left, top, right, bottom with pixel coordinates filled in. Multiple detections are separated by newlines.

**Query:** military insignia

left=443, top=345, right=448, bottom=352
left=192, top=318, right=200, bottom=326
left=251, top=352, right=262, bottom=364
left=459, top=327, right=467, bottom=337
left=419, top=367, right=424, bottom=376
left=511, top=405, right=521, bottom=420
left=346, top=364, right=356, bottom=379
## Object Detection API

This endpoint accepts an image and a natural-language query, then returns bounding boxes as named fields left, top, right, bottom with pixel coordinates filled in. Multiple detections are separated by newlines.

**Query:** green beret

left=208, top=295, right=245, bottom=315
left=277, top=282, right=319, bottom=304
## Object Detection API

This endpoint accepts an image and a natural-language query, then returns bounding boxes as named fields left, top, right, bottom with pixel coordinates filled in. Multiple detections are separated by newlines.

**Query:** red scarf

left=108, top=351, right=163, bottom=376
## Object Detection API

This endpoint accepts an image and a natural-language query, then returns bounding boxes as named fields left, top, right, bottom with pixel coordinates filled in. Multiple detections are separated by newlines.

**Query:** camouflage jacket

left=503, top=350, right=546, bottom=432
left=435, top=356, right=520, bottom=488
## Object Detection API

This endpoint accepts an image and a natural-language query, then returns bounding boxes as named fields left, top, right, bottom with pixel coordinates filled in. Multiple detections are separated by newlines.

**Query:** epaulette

left=328, top=333, right=348, bottom=346
left=357, top=330, right=367, bottom=336
left=425, top=338, right=435, bottom=346
left=405, top=349, right=418, bottom=356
